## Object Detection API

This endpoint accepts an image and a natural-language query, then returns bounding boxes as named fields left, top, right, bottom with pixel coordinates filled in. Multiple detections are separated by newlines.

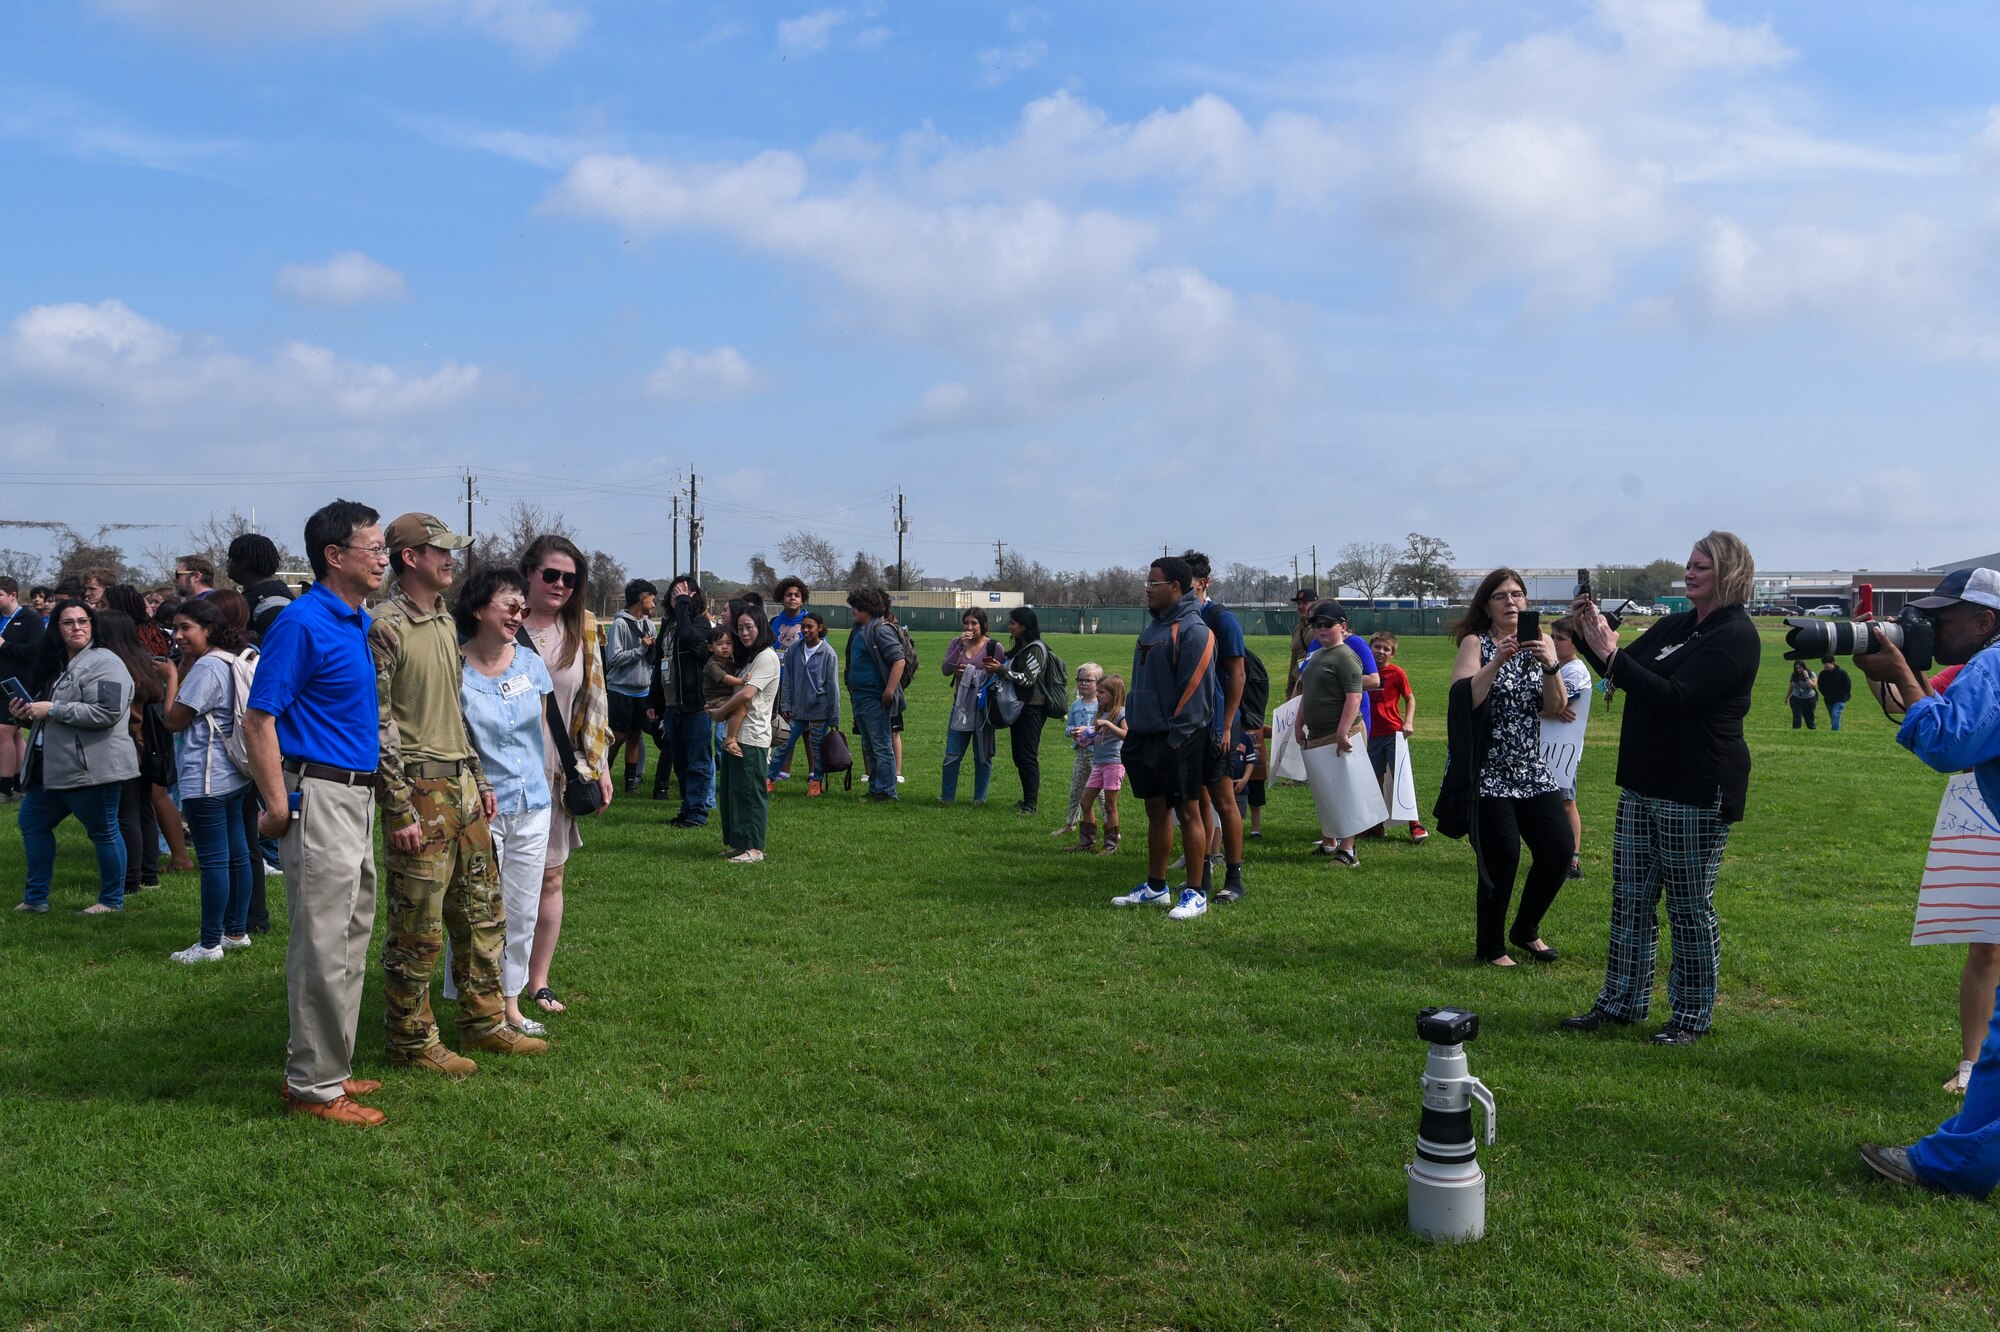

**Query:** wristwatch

left=1542, top=665, right=1560, bottom=676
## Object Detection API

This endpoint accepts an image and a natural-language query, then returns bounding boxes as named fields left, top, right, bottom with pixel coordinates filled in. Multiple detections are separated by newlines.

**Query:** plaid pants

left=1595, top=790, right=1732, bottom=1032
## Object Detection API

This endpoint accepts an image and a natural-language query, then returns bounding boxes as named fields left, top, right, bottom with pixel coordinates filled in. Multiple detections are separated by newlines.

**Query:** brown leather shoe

left=343, top=1078, right=383, bottom=1097
left=282, top=1088, right=387, bottom=1127
left=389, top=1043, right=477, bottom=1077
left=461, top=1024, right=548, bottom=1056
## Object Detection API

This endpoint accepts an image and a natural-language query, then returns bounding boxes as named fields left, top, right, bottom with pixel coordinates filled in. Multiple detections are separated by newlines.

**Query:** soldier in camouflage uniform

left=374, top=513, right=547, bottom=1074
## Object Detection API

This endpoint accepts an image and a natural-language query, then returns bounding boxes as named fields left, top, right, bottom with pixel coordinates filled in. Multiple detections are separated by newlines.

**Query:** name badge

left=498, top=675, right=533, bottom=700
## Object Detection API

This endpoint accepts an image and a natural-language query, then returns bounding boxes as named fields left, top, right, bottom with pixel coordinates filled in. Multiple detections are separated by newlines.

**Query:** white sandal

left=1943, top=1060, right=1975, bottom=1094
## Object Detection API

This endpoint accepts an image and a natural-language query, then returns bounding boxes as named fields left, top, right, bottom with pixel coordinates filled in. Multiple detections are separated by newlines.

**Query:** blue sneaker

left=1167, top=888, right=1208, bottom=920
left=1112, top=882, right=1170, bottom=907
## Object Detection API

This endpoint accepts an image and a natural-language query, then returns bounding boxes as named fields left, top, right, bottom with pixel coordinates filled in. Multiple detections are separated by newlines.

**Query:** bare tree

left=747, top=553, right=779, bottom=589
left=843, top=550, right=885, bottom=590
left=1387, top=533, right=1458, bottom=607
left=587, top=549, right=629, bottom=618
left=1332, top=541, right=1399, bottom=608
left=777, top=531, right=843, bottom=588
left=0, top=548, right=53, bottom=586
left=463, top=501, right=574, bottom=576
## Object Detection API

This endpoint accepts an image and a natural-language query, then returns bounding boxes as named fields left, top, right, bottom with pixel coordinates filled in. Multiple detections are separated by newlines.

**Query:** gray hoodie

left=603, top=609, right=654, bottom=696
left=21, top=645, right=139, bottom=790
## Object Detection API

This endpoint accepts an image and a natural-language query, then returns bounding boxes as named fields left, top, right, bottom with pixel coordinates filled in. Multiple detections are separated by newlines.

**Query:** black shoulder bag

left=517, top=627, right=605, bottom=817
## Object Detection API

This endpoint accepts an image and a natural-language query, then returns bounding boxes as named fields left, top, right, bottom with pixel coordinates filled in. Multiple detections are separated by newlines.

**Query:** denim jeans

left=941, top=727, right=991, bottom=802
left=663, top=708, right=714, bottom=824
left=1827, top=701, right=1846, bottom=731
left=768, top=717, right=832, bottom=782
left=19, top=782, right=127, bottom=909
left=184, top=789, right=253, bottom=947
left=851, top=692, right=898, bottom=798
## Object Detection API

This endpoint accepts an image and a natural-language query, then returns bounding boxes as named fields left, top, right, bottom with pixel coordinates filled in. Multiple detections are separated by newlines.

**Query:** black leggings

left=1475, top=791, right=1575, bottom=961
left=1010, top=710, right=1047, bottom=811
left=118, top=777, right=160, bottom=890
left=1790, top=697, right=1817, bottom=729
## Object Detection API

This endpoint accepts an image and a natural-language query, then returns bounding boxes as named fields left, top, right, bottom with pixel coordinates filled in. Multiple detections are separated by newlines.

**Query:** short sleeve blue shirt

left=246, top=581, right=379, bottom=772
left=1199, top=600, right=1247, bottom=739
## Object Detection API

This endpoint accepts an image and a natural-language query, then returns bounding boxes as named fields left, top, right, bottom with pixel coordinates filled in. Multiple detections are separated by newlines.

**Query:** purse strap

left=517, top=626, right=585, bottom=782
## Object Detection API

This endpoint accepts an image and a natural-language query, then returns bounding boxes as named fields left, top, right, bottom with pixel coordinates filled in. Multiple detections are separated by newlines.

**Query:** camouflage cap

left=385, top=512, right=471, bottom=554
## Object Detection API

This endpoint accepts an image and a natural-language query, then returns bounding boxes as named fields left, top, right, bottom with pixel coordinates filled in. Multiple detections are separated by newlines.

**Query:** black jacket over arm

left=1432, top=675, right=1491, bottom=841
left=0, top=608, right=43, bottom=684
left=1578, top=604, right=1761, bottom=822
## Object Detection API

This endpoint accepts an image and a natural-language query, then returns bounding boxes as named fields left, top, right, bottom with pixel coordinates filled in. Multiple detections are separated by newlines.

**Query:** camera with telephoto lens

left=1784, top=606, right=1936, bottom=673
left=1417, top=1006, right=1480, bottom=1046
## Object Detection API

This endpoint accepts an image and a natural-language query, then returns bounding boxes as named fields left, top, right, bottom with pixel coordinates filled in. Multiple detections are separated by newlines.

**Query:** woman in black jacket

left=979, top=607, right=1052, bottom=815
left=1560, top=531, right=1762, bottom=1045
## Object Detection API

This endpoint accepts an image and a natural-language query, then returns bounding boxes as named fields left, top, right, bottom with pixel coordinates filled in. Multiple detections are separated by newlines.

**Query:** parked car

left=1803, top=603, right=1846, bottom=618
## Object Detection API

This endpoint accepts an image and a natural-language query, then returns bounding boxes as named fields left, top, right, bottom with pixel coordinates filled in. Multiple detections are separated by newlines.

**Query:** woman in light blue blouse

left=453, top=567, right=556, bottom=1037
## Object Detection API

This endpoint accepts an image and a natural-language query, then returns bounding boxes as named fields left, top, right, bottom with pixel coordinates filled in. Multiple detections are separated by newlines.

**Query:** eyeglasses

left=338, top=543, right=391, bottom=561
left=538, top=568, right=579, bottom=588
left=57, top=617, right=91, bottom=629
left=1488, top=589, right=1528, bottom=603
left=1143, top=580, right=1172, bottom=589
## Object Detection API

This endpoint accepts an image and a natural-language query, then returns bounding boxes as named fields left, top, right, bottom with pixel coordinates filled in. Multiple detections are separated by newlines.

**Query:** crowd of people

left=6, top=508, right=1999, bottom=1204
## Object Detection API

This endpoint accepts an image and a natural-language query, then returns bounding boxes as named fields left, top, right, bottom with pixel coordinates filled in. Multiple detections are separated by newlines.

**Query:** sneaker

left=1409, top=825, right=1429, bottom=844
left=1248, top=829, right=1262, bottom=839
left=1112, top=882, right=1171, bottom=907
left=896, top=774, right=906, bottom=784
left=15, top=902, right=49, bottom=913
left=263, top=864, right=284, bottom=878
left=1169, top=854, right=1186, bottom=869
left=1212, top=884, right=1245, bottom=904
left=1945, top=1060, right=1975, bottom=1094
left=219, top=934, right=253, bottom=951
left=775, top=771, right=791, bottom=781
left=807, top=780, right=824, bottom=797
left=1167, top=888, right=1208, bottom=919
left=1332, top=847, right=1359, bottom=868
left=1565, top=858, right=1584, bottom=881
left=170, top=941, right=224, bottom=964
left=727, top=848, right=765, bottom=864
left=1859, top=1144, right=1932, bottom=1189
left=509, top=1016, right=549, bottom=1038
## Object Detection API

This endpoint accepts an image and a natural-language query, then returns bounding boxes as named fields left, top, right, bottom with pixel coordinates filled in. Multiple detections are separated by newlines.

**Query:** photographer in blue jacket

left=1853, top=567, right=2000, bottom=1197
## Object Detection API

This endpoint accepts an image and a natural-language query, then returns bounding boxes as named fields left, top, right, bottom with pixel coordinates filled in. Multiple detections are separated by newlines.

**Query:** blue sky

left=3, top=1, right=1996, bottom=583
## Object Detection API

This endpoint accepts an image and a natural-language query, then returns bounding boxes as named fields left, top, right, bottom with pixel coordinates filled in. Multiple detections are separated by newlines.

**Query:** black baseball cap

left=1291, top=587, right=1317, bottom=603
left=1308, top=599, right=1348, bottom=625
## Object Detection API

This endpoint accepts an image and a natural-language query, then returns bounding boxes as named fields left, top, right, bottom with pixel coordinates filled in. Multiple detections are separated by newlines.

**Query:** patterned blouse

left=1478, top=633, right=1557, bottom=799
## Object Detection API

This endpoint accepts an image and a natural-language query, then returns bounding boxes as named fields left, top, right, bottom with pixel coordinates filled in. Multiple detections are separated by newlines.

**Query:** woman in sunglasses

left=517, top=535, right=611, bottom=1016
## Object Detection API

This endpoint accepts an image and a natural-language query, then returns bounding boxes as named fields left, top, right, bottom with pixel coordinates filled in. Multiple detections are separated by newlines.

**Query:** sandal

left=1944, top=1060, right=1974, bottom=1094
left=529, top=986, right=566, bottom=1014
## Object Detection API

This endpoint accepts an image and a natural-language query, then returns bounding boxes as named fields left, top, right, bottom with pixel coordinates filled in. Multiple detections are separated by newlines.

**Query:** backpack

left=893, top=622, right=920, bottom=687
left=1035, top=643, right=1069, bottom=718
left=1240, top=652, right=1271, bottom=731
left=213, top=647, right=260, bottom=777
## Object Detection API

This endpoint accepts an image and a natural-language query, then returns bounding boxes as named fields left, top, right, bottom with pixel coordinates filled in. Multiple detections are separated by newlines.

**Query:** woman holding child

left=941, top=609, right=1005, bottom=805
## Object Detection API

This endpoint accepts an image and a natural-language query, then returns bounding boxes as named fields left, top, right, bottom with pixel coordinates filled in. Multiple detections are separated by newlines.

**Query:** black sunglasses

left=538, top=568, right=578, bottom=588
left=1311, top=618, right=1339, bottom=628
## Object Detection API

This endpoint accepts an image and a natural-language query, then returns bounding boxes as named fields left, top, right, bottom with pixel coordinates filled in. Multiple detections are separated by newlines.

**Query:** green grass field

left=2, top=626, right=1994, bottom=1330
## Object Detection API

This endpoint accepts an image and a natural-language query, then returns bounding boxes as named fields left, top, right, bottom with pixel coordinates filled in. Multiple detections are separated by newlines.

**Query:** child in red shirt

left=1362, top=632, right=1427, bottom=842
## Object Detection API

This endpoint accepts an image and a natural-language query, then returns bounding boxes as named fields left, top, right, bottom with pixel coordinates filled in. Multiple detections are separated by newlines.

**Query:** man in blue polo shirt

left=244, top=499, right=391, bottom=1128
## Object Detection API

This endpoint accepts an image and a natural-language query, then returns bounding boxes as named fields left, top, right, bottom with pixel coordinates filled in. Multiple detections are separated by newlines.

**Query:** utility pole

left=670, top=494, right=681, bottom=579
left=1292, top=553, right=1301, bottom=589
left=1310, top=543, right=1318, bottom=591
left=687, top=468, right=702, bottom=584
left=894, top=491, right=908, bottom=592
left=463, top=470, right=476, bottom=539
left=993, top=539, right=1006, bottom=585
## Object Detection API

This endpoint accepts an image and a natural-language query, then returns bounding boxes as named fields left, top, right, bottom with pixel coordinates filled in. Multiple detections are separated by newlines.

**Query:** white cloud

left=98, top=0, right=588, bottom=61
left=274, top=252, right=410, bottom=307
left=545, top=114, right=1306, bottom=435
left=646, top=347, right=763, bottom=402
left=0, top=84, right=240, bottom=175
left=1665, top=214, right=1958, bottom=331
left=978, top=40, right=1046, bottom=86
left=0, top=300, right=478, bottom=444
left=777, top=8, right=848, bottom=55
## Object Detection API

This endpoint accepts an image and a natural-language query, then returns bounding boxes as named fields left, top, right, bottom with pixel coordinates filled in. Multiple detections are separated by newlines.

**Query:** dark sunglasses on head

left=538, top=568, right=578, bottom=588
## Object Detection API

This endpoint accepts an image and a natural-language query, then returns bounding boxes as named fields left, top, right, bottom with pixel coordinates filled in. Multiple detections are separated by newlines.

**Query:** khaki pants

left=282, top=772, right=378, bottom=1104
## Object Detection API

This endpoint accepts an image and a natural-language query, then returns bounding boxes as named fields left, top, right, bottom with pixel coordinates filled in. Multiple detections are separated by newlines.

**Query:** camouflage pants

left=382, top=773, right=505, bottom=1055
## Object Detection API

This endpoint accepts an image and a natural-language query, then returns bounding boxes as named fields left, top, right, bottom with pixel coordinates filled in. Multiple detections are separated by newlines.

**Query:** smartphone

left=1, top=676, right=32, bottom=707
left=1517, top=610, right=1541, bottom=642
left=1856, top=583, right=1874, bottom=618
left=1574, top=567, right=1592, bottom=601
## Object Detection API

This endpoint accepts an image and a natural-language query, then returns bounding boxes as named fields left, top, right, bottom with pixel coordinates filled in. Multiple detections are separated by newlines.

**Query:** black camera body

left=1784, top=605, right=1936, bottom=673
left=1417, top=1006, right=1480, bottom=1046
